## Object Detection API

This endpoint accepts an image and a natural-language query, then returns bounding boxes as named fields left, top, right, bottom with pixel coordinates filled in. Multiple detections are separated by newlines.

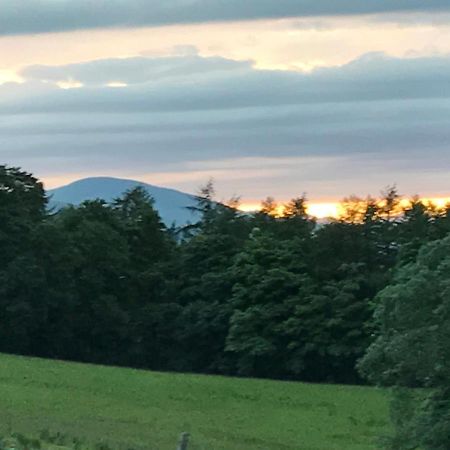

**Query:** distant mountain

left=48, top=177, right=199, bottom=226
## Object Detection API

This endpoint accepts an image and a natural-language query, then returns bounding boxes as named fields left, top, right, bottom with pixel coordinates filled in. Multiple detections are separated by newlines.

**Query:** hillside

left=0, top=354, right=389, bottom=450
left=48, top=177, right=198, bottom=226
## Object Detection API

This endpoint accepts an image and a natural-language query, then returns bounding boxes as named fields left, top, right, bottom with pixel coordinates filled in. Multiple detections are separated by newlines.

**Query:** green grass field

left=0, top=353, right=389, bottom=450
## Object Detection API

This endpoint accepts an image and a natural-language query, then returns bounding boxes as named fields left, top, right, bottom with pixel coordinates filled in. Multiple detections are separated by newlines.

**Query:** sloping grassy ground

left=0, top=353, right=389, bottom=450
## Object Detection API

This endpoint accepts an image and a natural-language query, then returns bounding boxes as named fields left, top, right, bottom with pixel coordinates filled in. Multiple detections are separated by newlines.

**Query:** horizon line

left=43, top=174, right=450, bottom=220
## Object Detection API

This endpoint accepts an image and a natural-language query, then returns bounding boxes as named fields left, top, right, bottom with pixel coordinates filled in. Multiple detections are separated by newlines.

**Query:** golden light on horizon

left=239, top=198, right=450, bottom=219
left=238, top=201, right=342, bottom=219
left=421, top=198, right=450, bottom=208
left=306, top=203, right=343, bottom=219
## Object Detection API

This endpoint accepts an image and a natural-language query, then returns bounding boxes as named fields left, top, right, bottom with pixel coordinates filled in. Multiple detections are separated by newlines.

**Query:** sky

left=1, top=0, right=450, bottom=211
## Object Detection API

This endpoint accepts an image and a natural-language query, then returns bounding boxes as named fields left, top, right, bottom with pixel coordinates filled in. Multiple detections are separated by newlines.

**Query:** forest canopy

left=1, top=165, right=449, bottom=386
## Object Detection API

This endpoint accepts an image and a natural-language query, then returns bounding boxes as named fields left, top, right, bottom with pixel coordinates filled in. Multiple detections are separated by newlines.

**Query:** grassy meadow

left=0, top=353, right=389, bottom=450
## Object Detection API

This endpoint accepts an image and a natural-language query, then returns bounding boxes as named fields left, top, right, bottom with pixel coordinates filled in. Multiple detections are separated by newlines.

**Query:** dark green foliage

left=359, top=234, right=450, bottom=449
left=1, top=166, right=450, bottom=396
left=0, top=166, right=48, bottom=353
left=0, top=165, right=46, bottom=265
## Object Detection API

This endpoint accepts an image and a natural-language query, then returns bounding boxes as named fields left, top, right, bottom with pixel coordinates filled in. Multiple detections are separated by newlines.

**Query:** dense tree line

left=1, top=165, right=449, bottom=391
left=359, top=234, right=450, bottom=449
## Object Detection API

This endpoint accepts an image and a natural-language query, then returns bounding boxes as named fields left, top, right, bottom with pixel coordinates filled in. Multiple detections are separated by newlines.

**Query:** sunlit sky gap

left=1, top=1, right=450, bottom=205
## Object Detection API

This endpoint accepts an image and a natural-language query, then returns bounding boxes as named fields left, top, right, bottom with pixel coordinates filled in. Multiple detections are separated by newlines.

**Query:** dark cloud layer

left=1, top=1, right=450, bottom=36
left=1, top=52, right=450, bottom=199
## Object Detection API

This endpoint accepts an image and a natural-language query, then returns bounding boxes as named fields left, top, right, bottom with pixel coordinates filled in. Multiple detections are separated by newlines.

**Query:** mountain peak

left=48, top=177, right=198, bottom=226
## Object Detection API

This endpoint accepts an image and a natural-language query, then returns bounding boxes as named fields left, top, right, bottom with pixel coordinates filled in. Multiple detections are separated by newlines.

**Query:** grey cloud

left=21, top=55, right=250, bottom=86
left=1, top=1, right=450, bottom=36
left=7, top=53, right=450, bottom=116
left=2, top=52, right=450, bottom=198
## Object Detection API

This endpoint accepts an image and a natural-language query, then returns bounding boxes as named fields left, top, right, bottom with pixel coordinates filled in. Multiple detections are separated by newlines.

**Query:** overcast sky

left=1, top=1, right=450, bottom=204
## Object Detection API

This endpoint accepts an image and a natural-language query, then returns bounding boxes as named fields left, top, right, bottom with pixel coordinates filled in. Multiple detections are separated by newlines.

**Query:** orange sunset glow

left=238, top=201, right=342, bottom=219
left=239, top=198, right=450, bottom=219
